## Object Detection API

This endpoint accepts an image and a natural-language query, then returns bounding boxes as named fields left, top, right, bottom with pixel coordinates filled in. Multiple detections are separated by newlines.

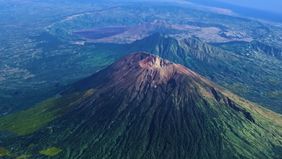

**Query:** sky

left=216, top=0, right=282, bottom=14
left=187, top=0, right=282, bottom=22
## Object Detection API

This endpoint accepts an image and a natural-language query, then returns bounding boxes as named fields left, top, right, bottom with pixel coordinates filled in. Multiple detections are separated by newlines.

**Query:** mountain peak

left=1, top=52, right=282, bottom=159
left=113, top=52, right=199, bottom=86
left=138, top=53, right=170, bottom=69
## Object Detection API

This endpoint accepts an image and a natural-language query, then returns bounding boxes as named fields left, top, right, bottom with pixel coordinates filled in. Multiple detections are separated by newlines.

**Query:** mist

left=217, top=0, right=282, bottom=14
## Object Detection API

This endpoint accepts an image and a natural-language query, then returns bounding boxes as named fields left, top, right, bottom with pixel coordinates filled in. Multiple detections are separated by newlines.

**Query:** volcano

left=0, top=52, right=281, bottom=159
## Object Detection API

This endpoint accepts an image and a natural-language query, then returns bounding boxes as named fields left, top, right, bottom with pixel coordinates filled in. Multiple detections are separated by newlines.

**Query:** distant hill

left=128, top=34, right=282, bottom=113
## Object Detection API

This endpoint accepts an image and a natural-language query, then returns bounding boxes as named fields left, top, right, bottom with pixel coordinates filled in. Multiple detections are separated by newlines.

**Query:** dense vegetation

left=0, top=53, right=281, bottom=159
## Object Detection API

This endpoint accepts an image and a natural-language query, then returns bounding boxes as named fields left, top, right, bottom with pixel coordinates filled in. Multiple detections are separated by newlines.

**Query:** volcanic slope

left=130, top=34, right=282, bottom=113
left=0, top=53, right=282, bottom=159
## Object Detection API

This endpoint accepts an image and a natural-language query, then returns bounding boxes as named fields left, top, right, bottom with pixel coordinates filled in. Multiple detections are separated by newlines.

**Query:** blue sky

left=216, top=0, right=282, bottom=14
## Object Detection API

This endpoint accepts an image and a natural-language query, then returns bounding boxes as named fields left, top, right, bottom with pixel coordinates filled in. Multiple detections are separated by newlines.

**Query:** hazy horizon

left=216, top=0, right=282, bottom=14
